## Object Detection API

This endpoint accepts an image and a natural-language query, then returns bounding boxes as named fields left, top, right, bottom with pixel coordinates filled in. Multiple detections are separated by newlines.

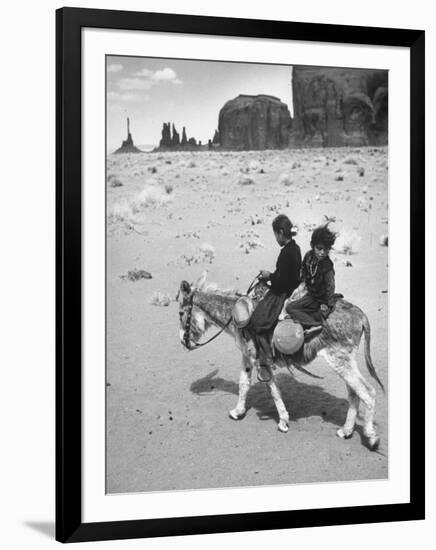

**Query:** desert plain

left=106, top=146, right=388, bottom=494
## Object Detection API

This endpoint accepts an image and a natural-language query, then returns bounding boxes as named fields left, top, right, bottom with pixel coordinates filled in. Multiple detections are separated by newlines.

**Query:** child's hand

left=320, top=304, right=329, bottom=317
left=259, top=270, right=271, bottom=280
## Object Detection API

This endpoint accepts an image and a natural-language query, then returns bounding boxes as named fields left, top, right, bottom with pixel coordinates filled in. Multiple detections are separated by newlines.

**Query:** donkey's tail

left=362, top=313, right=385, bottom=393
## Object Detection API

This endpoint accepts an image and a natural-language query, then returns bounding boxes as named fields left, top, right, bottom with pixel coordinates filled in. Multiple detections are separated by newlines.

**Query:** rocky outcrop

left=159, top=122, right=172, bottom=148
left=114, top=118, right=143, bottom=154
left=156, top=122, right=199, bottom=151
left=181, top=127, right=188, bottom=146
left=291, top=66, right=388, bottom=147
left=218, top=94, right=292, bottom=150
left=212, top=129, right=220, bottom=145
left=171, top=124, right=180, bottom=146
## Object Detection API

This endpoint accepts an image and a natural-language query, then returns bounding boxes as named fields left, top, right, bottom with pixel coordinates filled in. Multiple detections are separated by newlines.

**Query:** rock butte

left=114, top=118, right=143, bottom=154
left=291, top=66, right=388, bottom=147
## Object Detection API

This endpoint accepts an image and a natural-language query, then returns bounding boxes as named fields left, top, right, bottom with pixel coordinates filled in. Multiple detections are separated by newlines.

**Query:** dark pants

left=285, top=294, right=323, bottom=327
left=247, top=290, right=286, bottom=367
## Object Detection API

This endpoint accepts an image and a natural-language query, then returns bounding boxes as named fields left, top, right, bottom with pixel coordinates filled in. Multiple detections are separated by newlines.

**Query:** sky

left=107, top=56, right=293, bottom=151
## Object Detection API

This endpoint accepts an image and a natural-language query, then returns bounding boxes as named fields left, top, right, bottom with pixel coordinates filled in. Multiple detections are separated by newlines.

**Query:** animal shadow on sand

left=190, top=369, right=379, bottom=451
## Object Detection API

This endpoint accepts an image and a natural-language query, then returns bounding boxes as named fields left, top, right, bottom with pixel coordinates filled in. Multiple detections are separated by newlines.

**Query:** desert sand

left=106, top=147, right=388, bottom=494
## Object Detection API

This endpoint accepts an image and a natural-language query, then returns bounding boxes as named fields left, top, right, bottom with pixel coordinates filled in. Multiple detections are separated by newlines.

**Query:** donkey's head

left=177, top=271, right=210, bottom=350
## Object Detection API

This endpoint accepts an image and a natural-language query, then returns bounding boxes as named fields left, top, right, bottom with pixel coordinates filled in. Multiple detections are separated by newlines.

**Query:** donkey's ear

left=180, top=280, right=191, bottom=296
left=194, top=270, right=207, bottom=290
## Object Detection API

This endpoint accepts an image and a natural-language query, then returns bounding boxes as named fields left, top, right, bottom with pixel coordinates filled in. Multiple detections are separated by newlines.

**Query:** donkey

left=178, top=271, right=384, bottom=451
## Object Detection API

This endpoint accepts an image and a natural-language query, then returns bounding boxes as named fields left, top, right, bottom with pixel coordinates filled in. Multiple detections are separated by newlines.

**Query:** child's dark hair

left=310, top=223, right=337, bottom=250
left=272, top=214, right=296, bottom=238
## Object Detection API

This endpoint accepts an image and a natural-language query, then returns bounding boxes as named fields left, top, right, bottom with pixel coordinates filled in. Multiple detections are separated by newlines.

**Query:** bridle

left=180, top=291, right=232, bottom=350
left=180, top=274, right=261, bottom=351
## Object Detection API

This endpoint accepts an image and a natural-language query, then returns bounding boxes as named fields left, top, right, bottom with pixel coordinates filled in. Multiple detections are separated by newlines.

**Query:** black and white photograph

left=106, top=56, right=389, bottom=494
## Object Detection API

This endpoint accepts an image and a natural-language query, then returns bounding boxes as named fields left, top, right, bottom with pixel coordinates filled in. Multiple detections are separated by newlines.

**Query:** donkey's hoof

left=229, top=408, right=246, bottom=421
left=336, top=427, right=353, bottom=439
left=278, top=420, right=289, bottom=433
left=368, top=436, right=380, bottom=451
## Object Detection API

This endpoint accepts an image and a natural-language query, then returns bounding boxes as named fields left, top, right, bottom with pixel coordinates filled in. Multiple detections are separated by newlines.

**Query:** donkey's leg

left=320, top=348, right=379, bottom=450
left=266, top=370, right=290, bottom=433
left=346, top=352, right=379, bottom=449
left=229, top=354, right=253, bottom=420
left=337, top=384, right=360, bottom=439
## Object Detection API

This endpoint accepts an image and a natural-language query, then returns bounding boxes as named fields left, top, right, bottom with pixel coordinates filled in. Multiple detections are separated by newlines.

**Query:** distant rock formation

left=181, top=127, right=188, bottom=146
left=171, top=124, right=180, bottom=146
left=155, top=122, right=200, bottom=151
left=159, top=122, right=172, bottom=148
left=114, top=118, right=143, bottom=154
left=291, top=66, right=388, bottom=147
left=218, top=94, right=292, bottom=150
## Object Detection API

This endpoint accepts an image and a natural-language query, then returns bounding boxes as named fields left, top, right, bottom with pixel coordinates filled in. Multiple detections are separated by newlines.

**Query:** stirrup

left=257, top=365, right=272, bottom=383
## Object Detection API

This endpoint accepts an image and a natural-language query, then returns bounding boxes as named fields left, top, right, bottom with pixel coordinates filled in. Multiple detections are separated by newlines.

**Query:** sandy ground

left=106, top=147, right=388, bottom=494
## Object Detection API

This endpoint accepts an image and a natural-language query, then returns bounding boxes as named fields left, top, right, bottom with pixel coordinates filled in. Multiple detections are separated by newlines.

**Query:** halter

left=181, top=291, right=232, bottom=350
left=181, top=274, right=260, bottom=351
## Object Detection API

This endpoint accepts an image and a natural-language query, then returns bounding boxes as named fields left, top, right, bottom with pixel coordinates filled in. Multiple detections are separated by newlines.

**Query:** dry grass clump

left=133, top=185, right=173, bottom=211
left=238, top=175, right=255, bottom=186
left=239, top=230, right=263, bottom=254
left=379, top=234, right=389, bottom=246
left=248, top=160, right=261, bottom=172
left=343, top=155, right=358, bottom=165
left=121, top=269, right=152, bottom=281
left=149, top=292, right=171, bottom=307
left=108, top=200, right=133, bottom=222
left=334, top=230, right=361, bottom=255
left=107, top=174, right=123, bottom=187
left=180, top=243, right=216, bottom=266
left=278, top=173, right=293, bottom=186
left=356, top=195, right=369, bottom=211
left=198, top=243, right=216, bottom=263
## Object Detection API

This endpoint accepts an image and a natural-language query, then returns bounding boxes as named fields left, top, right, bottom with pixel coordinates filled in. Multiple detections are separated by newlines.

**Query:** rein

left=182, top=274, right=260, bottom=351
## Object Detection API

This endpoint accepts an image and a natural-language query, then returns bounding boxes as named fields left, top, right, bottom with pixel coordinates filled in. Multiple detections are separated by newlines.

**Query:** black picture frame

left=56, top=6, right=425, bottom=543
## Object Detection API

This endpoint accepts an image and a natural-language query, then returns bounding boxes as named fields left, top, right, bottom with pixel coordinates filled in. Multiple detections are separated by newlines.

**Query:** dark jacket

left=247, top=239, right=301, bottom=336
left=301, top=250, right=335, bottom=306
left=269, top=239, right=302, bottom=297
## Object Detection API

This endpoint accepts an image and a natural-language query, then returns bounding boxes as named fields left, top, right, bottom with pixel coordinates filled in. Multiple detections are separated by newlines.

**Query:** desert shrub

left=343, top=155, right=358, bottom=165
left=133, top=185, right=173, bottom=211
left=198, top=243, right=216, bottom=263
left=379, top=234, right=389, bottom=246
left=109, top=177, right=123, bottom=187
left=108, top=200, right=133, bottom=222
left=122, top=269, right=152, bottom=281
left=278, top=173, right=293, bottom=186
left=334, top=230, right=361, bottom=255
left=238, top=175, right=255, bottom=186
left=149, top=292, right=171, bottom=306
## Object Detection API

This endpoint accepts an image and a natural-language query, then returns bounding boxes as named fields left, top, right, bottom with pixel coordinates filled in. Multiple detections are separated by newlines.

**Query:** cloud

left=107, top=63, right=123, bottom=73
left=133, top=68, right=153, bottom=77
left=131, top=66, right=182, bottom=85
left=152, top=67, right=182, bottom=84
